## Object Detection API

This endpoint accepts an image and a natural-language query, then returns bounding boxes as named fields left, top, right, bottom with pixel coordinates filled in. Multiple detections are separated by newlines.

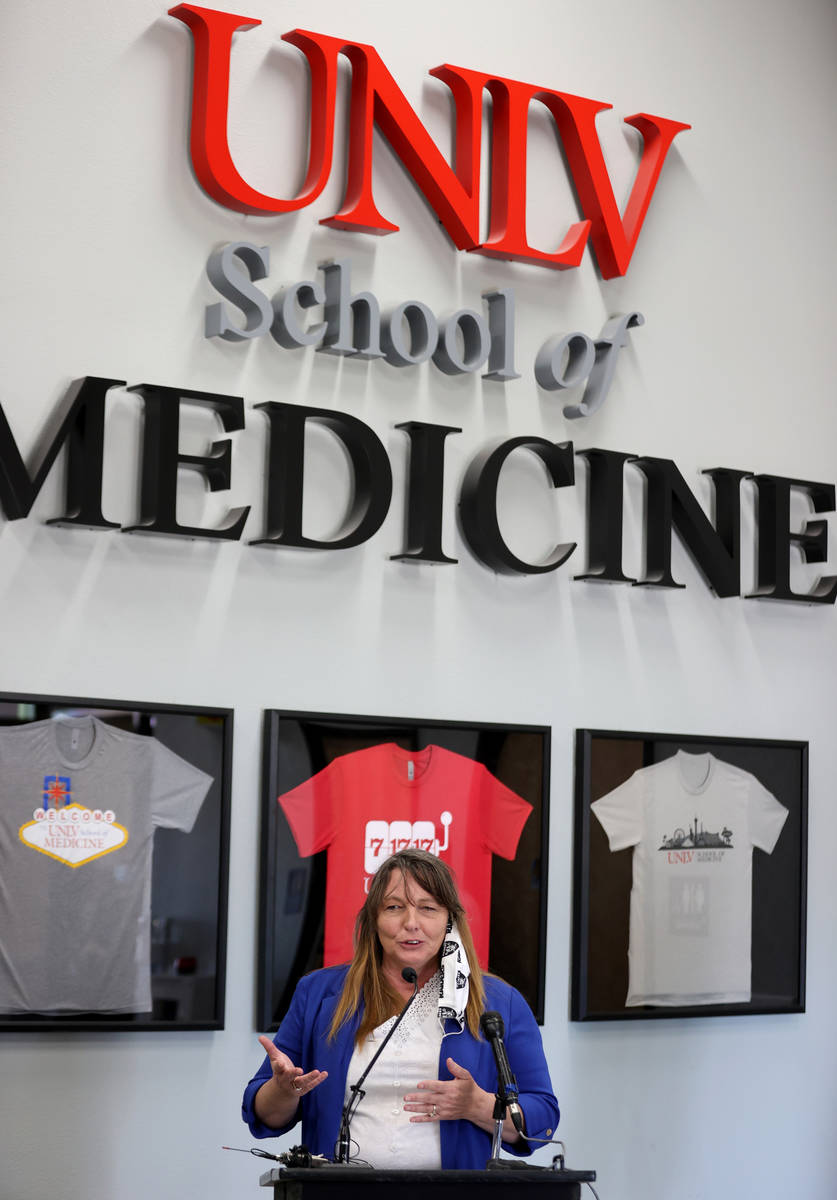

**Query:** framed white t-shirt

left=591, top=751, right=788, bottom=1006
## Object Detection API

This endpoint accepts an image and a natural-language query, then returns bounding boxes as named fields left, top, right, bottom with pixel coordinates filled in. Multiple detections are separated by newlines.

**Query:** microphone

left=480, top=1010, right=525, bottom=1135
left=334, top=966, right=419, bottom=1162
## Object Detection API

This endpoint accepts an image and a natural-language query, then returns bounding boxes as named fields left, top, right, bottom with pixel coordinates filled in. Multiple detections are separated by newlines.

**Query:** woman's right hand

left=258, top=1035, right=329, bottom=1099
left=253, top=1036, right=328, bottom=1128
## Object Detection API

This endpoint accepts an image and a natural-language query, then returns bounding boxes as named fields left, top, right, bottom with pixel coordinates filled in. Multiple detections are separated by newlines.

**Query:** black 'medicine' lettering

left=0, top=378, right=834, bottom=604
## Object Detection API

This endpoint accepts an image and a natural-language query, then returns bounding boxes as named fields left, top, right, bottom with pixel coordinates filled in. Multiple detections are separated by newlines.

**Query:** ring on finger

left=431, top=1104, right=437, bottom=1118
left=292, top=1080, right=304, bottom=1093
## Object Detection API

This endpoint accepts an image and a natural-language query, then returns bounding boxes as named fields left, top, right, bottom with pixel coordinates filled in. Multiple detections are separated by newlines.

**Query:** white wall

left=1, top=2, right=836, bottom=1197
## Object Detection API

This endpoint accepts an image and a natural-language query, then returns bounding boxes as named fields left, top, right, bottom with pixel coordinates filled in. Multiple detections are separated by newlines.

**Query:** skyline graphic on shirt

left=659, top=815, right=734, bottom=851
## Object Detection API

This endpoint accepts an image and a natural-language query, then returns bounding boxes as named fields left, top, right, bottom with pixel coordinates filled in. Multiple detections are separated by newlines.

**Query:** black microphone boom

left=334, top=966, right=419, bottom=1163
left=480, top=1010, right=525, bottom=1135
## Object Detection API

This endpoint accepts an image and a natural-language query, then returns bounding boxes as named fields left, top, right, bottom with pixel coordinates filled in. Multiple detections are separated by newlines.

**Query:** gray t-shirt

left=0, top=716, right=212, bottom=1014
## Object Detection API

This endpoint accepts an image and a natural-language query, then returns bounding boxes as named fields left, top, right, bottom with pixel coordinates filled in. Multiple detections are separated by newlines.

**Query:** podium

left=259, top=1166, right=595, bottom=1200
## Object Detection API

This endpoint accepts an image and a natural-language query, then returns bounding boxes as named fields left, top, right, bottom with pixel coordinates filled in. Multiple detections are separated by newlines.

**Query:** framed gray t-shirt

left=0, top=715, right=212, bottom=1014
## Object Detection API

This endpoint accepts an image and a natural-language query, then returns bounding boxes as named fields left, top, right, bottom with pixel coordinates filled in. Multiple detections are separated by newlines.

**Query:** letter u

left=169, top=4, right=341, bottom=214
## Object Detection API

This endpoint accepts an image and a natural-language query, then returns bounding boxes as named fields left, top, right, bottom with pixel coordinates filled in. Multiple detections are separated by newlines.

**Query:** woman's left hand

left=403, top=1056, right=483, bottom=1124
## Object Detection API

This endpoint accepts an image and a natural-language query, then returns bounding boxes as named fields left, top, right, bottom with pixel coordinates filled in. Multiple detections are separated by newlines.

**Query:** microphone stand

left=487, top=1074, right=521, bottom=1163
left=489, top=1091, right=510, bottom=1163
left=334, top=967, right=419, bottom=1163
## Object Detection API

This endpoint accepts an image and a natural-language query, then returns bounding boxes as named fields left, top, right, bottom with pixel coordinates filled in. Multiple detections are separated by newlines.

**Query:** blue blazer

left=242, top=966, right=559, bottom=1170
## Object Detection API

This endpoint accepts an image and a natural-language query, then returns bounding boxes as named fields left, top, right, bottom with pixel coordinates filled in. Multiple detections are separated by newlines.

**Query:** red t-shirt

left=278, top=743, right=532, bottom=967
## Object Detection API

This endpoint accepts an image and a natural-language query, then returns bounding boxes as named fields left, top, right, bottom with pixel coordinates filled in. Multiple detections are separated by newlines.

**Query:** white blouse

left=344, top=972, right=445, bottom=1168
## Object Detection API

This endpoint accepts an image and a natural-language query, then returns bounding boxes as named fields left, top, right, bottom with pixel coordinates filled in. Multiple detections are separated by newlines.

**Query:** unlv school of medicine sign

left=0, top=5, right=834, bottom=605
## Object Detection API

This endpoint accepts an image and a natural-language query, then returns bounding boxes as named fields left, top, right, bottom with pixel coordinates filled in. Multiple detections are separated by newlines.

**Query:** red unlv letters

left=169, top=4, right=690, bottom=278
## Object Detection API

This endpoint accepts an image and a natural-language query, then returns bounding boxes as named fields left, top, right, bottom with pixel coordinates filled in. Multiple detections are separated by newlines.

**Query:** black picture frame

left=258, top=709, right=550, bottom=1030
left=571, top=728, right=808, bottom=1021
left=0, top=691, right=232, bottom=1032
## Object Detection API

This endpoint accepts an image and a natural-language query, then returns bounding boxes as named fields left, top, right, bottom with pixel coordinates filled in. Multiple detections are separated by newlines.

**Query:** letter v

left=541, top=90, right=691, bottom=278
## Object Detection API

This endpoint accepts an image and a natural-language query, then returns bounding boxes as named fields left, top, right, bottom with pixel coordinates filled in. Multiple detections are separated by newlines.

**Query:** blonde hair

left=328, top=849, right=485, bottom=1044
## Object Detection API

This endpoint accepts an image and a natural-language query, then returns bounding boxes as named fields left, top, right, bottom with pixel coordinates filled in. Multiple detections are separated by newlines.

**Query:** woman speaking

left=242, top=848, right=559, bottom=1169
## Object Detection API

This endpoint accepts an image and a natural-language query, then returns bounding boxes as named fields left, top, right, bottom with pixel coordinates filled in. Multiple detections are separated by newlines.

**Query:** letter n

left=631, top=459, right=747, bottom=596
left=318, top=42, right=484, bottom=247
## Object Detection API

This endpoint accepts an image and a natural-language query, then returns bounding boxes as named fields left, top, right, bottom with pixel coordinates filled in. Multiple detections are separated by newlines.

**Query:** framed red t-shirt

left=278, top=742, right=532, bottom=966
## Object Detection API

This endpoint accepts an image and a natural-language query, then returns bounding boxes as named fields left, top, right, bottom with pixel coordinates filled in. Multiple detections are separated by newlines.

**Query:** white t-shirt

left=0, top=716, right=212, bottom=1014
left=591, top=751, right=788, bottom=1006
